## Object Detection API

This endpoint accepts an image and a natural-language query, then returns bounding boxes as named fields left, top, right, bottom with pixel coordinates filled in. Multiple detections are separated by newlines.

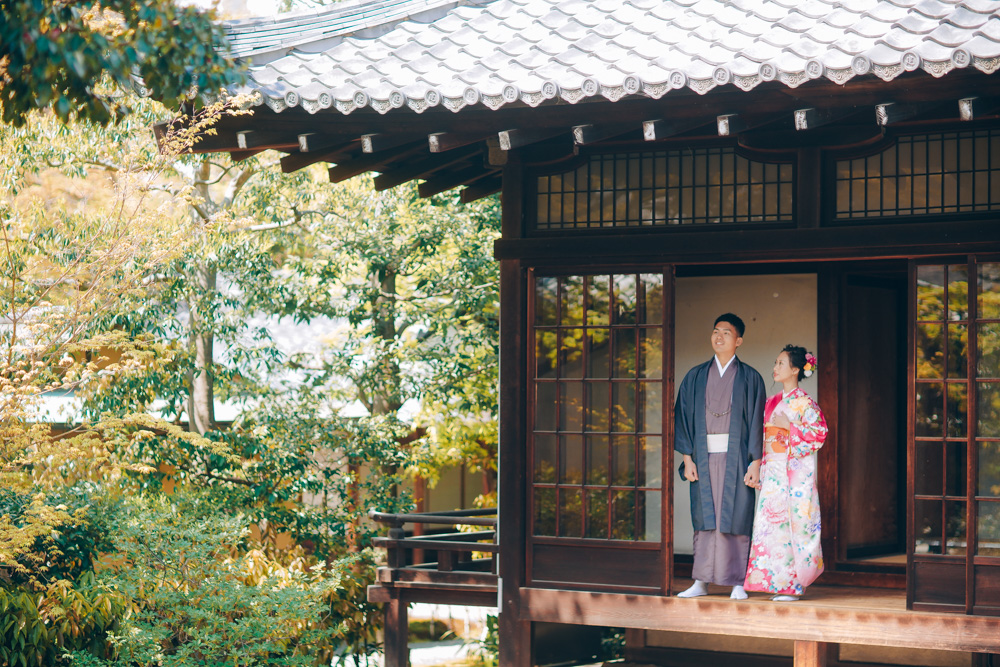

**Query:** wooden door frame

left=522, top=265, right=675, bottom=595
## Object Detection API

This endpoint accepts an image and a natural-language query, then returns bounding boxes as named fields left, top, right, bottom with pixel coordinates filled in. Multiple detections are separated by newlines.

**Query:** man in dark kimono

left=674, top=313, right=765, bottom=600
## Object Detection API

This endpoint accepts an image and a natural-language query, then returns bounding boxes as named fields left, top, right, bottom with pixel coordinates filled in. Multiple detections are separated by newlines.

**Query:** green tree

left=0, top=0, right=240, bottom=126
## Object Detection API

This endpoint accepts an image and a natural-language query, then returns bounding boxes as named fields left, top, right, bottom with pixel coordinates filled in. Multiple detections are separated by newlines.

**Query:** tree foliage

left=1, top=88, right=501, bottom=664
left=0, top=0, right=241, bottom=126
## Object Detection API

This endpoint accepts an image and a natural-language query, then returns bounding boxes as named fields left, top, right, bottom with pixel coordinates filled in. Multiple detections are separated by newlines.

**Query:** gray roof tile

left=978, top=16, right=1000, bottom=39
left=228, top=0, right=1000, bottom=116
left=965, top=32, right=1000, bottom=55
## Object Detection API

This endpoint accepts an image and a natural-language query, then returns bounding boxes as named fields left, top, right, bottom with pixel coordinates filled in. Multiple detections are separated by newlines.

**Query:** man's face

left=711, top=321, right=743, bottom=359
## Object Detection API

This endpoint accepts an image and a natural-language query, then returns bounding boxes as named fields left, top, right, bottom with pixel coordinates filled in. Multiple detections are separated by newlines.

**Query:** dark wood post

left=386, top=520, right=406, bottom=569
left=498, top=152, right=533, bottom=667
left=383, top=590, right=409, bottom=667
left=793, top=640, right=832, bottom=667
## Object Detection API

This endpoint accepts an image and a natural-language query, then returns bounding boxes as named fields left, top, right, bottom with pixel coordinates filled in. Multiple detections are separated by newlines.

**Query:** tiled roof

left=226, top=0, right=1000, bottom=116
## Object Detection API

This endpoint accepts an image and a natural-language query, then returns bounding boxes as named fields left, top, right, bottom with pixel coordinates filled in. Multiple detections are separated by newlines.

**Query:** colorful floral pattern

left=744, top=387, right=828, bottom=596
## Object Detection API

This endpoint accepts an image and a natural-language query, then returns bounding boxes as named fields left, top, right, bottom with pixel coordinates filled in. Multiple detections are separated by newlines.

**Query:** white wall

left=672, top=273, right=818, bottom=554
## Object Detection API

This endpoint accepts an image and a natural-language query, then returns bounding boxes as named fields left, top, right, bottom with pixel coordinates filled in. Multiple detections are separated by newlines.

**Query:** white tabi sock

left=677, top=580, right=709, bottom=598
left=730, top=585, right=748, bottom=600
left=771, top=595, right=799, bottom=602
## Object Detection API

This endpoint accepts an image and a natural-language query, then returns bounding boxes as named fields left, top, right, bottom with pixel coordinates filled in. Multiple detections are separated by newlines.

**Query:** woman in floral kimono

left=744, top=345, right=827, bottom=601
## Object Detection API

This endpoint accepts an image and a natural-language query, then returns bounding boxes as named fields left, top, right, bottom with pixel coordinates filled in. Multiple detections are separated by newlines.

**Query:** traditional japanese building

left=177, top=0, right=1000, bottom=664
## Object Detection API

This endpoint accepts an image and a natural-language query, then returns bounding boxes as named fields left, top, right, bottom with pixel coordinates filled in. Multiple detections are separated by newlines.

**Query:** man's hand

left=682, top=454, right=698, bottom=482
left=744, top=459, right=761, bottom=489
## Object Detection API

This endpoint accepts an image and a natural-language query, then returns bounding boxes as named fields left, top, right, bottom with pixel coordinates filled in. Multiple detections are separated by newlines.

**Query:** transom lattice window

left=534, top=148, right=795, bottom=230
left=836, top=130, right=1000, bottom=219
left=531, top=273, right=664, bottom=541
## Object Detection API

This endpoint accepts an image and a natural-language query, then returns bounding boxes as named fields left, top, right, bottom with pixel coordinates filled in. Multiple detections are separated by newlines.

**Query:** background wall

left=672, top=273, right=818, bottom=554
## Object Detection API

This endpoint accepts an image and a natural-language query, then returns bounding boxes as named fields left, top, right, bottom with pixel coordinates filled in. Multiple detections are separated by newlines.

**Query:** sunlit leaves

left=0, top=0, right=243, bottom=126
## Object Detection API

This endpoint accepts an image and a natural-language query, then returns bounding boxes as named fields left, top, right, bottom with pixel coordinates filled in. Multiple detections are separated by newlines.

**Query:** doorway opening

left=669, top=262, right=909, bottom=580
left=837, top=267, right=907, bottom=570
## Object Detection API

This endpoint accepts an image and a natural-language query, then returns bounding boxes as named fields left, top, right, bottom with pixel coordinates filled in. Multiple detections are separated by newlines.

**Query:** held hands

left=743, top=459, right=761, bottom=489
left=771, top=412, right=792, bottom=429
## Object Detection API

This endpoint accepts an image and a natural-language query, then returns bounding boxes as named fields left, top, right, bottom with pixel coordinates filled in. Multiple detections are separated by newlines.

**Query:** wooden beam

left=428, top=131, right=492, bottom=153
left=461, top=173, right=502, bottom=203
left=958, top=96, right=1000, bottom=121
left=498, top=128, right=565, bottom=151
left=296, top=132, right=345, bottom=153
left=716, top=114, right=746, bottom=136
left=875, top=102, right=939, bottom=126
left=373, top=145, right=481, bottom=192
left=362, top=133, right=423, bottom=154
left=280, top=140, right=357, bottom=173
left=327, top=141, right=425, bottom=183
left=494, top=219, right=1000, bottom=263
left=642, top=118, right=712, bottom=141
left=418, top=165, right=490, bottom=198
left=739, top=125, right=883, bottom=151
left=236, top=130, right=298, bottom=151
left=571, top=124, right=632, bottom=146
left=794, top=107, right=859, bottom=131
left=229, top=149, right=266, bottom=162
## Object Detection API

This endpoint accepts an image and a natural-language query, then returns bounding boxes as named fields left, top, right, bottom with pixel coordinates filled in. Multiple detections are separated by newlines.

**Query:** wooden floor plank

left=520, top=585, right=1000, bottom=654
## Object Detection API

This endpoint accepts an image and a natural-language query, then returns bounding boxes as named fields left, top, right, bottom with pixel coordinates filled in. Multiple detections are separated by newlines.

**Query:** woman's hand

left=744, top=460, right=761, bottom=489
left=771, top=412, right=791, bottom=429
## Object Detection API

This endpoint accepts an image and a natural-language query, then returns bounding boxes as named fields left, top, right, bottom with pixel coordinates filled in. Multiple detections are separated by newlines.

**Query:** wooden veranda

left=188, top=1, right=1000, bottom=665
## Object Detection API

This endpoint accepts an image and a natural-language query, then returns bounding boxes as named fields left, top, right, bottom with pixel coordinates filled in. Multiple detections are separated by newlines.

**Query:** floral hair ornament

left=803, top=352, right=818, bottom=378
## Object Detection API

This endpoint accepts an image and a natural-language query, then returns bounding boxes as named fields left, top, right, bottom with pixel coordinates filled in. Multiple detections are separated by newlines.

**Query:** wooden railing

left=369, top=508, right=498, bottom=573
left=367, top=508, right=499, bottom=667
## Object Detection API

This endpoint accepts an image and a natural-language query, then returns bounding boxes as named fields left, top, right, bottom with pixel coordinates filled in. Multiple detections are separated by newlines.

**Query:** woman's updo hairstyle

left=782, top=344, right=812, bottom=381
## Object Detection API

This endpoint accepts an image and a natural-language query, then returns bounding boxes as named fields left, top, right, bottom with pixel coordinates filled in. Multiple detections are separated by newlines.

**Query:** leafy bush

left=0, top=484, right=113, bottom=587
left=0, top=573, right=128, bottom=666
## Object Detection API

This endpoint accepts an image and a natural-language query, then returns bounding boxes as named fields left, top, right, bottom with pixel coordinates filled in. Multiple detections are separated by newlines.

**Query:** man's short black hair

left=714, top=313, right=746, bottom=337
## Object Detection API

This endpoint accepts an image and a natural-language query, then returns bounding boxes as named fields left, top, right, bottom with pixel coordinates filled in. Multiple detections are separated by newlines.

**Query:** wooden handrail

left=373, top=537, right=499, bottom=553
left=368, top=508, right=497, bottom=527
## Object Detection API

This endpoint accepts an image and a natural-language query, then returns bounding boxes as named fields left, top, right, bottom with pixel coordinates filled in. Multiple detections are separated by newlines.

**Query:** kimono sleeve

left=746, top=371, right=765, bottom=462
left=788, top=396, right=828, bottom=459
left=674, top=370, right=696, bottom=457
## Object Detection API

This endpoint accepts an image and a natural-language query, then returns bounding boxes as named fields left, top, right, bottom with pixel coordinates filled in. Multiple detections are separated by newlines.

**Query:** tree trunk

left=187, top=264, right=217, bottom=435
left=371, top=264, right=402, bottom=416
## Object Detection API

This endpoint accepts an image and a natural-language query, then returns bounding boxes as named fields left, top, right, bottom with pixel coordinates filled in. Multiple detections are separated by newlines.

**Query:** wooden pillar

left=383, top=592, right=408, bottom=667
left=793, top=640, right=833, bottom=667
left=497, top=151, right=531, bottom=667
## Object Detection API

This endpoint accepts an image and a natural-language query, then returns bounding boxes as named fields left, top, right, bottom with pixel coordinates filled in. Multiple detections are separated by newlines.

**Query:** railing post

left=384, top=590, right=409, bottom=667
left=386, top=519, right=406, bottom=569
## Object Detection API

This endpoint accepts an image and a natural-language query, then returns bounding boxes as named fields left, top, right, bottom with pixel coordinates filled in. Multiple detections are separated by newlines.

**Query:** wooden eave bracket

left=716, top=114, right=745, bottom=136
left=362, top=132, right=424, bottom=154
left=572, top=124, right=633, bottom=146
left=875, top=101, right=943, bottom=126
left=642, top=118, right=712, bottom=141
left=236, top=130, right=298, bottom=151
left=959, top=96, right=1000, bottom=121
left=794, top=107, right=860, bottom=131
left=498, top=127, right=566, bottom=151
left=429, top=131, right=493, bottom=153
